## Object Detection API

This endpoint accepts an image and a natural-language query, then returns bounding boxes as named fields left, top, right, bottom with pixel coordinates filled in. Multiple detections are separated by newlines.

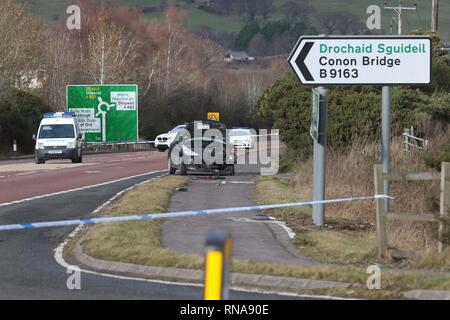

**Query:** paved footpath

left=162, top=171, right=317, bottom=265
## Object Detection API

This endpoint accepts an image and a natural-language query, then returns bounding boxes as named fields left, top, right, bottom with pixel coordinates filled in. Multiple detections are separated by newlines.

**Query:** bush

left=424, top=145, right=450, bottom=170
left=234, top=22, right=260, bottom=50
left=419, top=92, right=450, bottom=124
left=0, top=90, right=48, bottom=155
left=410, top=30, right=450, bottom=93
left=260, top=21, right=290, bottom=41
left=257, top=73, right=429, bottom=158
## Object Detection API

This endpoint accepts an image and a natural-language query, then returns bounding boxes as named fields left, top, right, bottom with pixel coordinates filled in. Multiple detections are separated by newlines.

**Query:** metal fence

left=403, top=127, right=429, bottom=153
left=83, top=141, right=155, bottom=152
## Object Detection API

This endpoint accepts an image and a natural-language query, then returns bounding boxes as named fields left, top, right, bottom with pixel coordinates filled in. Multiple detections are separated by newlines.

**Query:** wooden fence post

left=403, top=128, right=410, bottom=153
left=374, top=164, right=388, bottom=259
left=439, top=162, right=450, bottom=252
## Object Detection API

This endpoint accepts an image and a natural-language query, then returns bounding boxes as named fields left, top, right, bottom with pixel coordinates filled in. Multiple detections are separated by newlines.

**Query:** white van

left=34, top=112, right=83, bottom=164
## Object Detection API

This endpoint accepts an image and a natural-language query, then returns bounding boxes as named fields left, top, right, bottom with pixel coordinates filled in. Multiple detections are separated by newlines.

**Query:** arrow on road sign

left=296, top=41, right=314, bottom=81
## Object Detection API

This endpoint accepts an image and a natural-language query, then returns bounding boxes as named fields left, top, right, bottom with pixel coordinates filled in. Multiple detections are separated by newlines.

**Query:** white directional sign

left=289, top=36, right=431, bottom=85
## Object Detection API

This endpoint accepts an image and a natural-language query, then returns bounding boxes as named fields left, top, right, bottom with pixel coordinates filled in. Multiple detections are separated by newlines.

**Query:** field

left=23, top=0, right=450, bottom=42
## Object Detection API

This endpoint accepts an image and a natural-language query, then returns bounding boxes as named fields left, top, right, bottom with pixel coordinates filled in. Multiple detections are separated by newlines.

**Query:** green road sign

left=67, top=85, right=138, bottom=143
left=310, top=88, right=320, bottom=141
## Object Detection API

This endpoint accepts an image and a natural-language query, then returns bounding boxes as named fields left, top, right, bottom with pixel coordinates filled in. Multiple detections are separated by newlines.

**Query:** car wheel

left=72, top=151, right=82, bottom=164
left=168, top=158, right=176, bottom=175
left=35, top=153, right=44, bottom=164
left=180, top=163, right=187, bottom=176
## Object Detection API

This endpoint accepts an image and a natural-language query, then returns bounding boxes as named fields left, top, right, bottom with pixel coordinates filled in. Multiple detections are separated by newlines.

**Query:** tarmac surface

left=0, top=150, right=303, bottom=299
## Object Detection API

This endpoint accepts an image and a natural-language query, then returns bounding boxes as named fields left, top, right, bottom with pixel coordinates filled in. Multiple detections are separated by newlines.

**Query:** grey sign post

left=381, top=86, right=391, bottom=211
left=312, top=87, right=327, bottom=226
left=289, top=36, right=431, bottom=226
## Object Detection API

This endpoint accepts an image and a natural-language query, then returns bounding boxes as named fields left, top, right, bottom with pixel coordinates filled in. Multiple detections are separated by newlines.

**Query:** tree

left=82, top=8, right=138, bottom=84
left=316, top=11, right=364, bottom=35
left=257, top=73, right=437, bottom=157
left=260, top=21, right=291, bottom=41
left=315, top=12, right=342, bottom=34
left=0, top=1, right=43, bottom=95
left=235, top=22, right=260, bottom=50
left=243, top=0, right=258, bottom=21
left=281, top=0, right=314, bottom=23
left=215, top=0, right=233, bottom=14
left=335, top=12, right=365, bottom=35
left=43, top=29, right=81, bottom=111
left=0, top=90, right=47, bottom=154
left=247, top=33, right=268, bottom=56
left=257, top=0, right=274, bottom=21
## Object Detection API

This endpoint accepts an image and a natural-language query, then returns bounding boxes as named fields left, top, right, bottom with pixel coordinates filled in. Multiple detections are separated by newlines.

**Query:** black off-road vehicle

left=167, top=121, right=235, bottom=176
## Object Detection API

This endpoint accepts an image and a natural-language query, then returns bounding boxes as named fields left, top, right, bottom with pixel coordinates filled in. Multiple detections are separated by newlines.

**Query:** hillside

left=23, top=0, right=450, bottom=42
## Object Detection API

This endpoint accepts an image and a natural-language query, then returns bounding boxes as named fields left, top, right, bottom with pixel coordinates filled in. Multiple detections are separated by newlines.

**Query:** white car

left=229, top=128, right=255, bottom=149
left=154, top=125, right=187, bottom=151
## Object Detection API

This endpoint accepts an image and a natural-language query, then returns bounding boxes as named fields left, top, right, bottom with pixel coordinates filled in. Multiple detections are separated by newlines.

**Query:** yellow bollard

left=204, top=229, right=233, bottom=300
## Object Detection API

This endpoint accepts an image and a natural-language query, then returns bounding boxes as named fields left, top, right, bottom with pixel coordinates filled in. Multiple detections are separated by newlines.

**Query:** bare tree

left=315, top=12, right=342, bottom=34
left=281, top=1, right=314, bottom=23
left=316, top=11, right=364, bottom=35
left=257, top=0, right=274, bottom=21
left=43, top=30, right=80, bottom=110
left=335, top=12, right=365, bottom=35
left=82, top=8, right=138, bottom=84
left=0, top=0, right=43, bottom=95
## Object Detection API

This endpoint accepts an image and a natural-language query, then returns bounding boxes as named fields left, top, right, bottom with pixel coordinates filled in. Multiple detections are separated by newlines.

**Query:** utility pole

left=384, top=1, right=417, bottom=35
left=431, top=0, right=439, bottom=32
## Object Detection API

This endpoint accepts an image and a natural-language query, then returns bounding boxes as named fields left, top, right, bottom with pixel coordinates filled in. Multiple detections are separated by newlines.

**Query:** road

left=0, top=151, right=167, bottom=205
left=0, top=151, right=299, bottom=299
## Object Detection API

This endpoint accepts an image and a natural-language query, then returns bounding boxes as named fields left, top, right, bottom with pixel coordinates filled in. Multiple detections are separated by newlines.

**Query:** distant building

left=16, top=70, right=46, bottom=89
left=29, top=70, right=46, bottom=89
left=224, top=51, right=256, bottom=63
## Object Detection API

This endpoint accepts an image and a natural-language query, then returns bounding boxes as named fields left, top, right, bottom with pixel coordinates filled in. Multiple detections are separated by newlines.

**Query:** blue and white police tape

left=0, top=195, right=392, bottom=232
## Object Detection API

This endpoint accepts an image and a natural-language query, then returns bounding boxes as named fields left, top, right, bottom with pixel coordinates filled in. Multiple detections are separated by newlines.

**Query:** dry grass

left=78, top=174, right=450, bottom=296
left=80, top=174, right=372, bottom=284
left=251, top=176, right=450, bottom=294
left=254, top=175, right=378, bottom=265
left=82, top=175, right=205, bottom=269
left=293, top=137, right=442, bottom=253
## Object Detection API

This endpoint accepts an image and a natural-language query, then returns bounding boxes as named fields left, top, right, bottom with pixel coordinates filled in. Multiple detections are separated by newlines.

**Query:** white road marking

left=268, top=216, right=297, bottom=239
left=196, top=180, right=255, bottom=185
left=53, top=175, right=351, bottom=300
left=229, top=217, right=296, bottom=239
left=0, top=170, right=167, bottom=208
left=84, top=171, right=103, bottom=174
left=15, top=171, right=39, bottom=176
left=221, top=181, right=255, bottom=184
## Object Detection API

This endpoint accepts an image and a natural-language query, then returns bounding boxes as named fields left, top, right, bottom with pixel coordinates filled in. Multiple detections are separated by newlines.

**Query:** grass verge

left=253, top=176, right=377, bottom=265
left=78, top=175, right=450, bottom=297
